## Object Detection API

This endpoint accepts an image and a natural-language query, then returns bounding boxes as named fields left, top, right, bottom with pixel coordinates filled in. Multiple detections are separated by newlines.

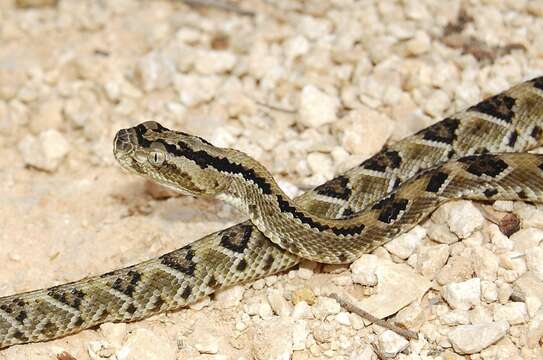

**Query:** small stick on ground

left=254, top=99, right=297, bottom=114
left=183, top=0, right=255, bottom=16
left=370, top=343, right=388, bottom=360
left=329, top=293, right=418, bottom=340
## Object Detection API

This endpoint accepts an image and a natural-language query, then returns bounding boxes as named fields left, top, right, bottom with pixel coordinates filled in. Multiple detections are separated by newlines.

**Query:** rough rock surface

left=1, top=0, right=543, bottom=359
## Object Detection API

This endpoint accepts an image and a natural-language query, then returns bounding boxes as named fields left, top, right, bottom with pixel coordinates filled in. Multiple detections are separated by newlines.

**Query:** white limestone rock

left=298, top=85, right=339, bottom=128
left=214, top=285, right=245, bottom=308
left=377, top=330, right=409, bottom=357
left=448, top=321, right=509, bottom=354
left=416, top=244, right=450, bottom=279
left=18, top=129, right=69, bottom=172
left=493, top=302, right=529, bottom=325
left=384, top=225, right=426, bottom=259
left=312, top=297, right=341, bottom=320
left=431, top=201, right=484, bottom=239
left=116, top=329, right=176, bottom=360
left=442, top=278, right=481, bottom=310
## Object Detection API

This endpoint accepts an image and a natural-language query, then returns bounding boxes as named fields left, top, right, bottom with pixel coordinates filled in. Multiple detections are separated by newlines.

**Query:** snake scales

left=2, top=78, right=543, bottom=348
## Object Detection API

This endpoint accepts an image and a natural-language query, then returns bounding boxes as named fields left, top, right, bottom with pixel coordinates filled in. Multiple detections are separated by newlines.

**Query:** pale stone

left=481, top=280, right=498, bottom=303
left=135, top=51, right=175, bottom=92
left=194, top=50, right=237, bottom=75
left=116, top=329, right=176, bottom=360
left=440, top=309, right=470, bottom=326
left=496, top=281, right=513, bottom=304
left=514, top=272, right=543, bottom=304
left=174, top=74, right=220, bottom=107
left=338, top=108, right=394, bottom=156
left=355, top=259, right=431, bottom=319
left=350, top=254, right=379, bottom=286
left=291, top=320, right=309, bottom=351
left=526, top=295, right=542, bottom=318
left=426, top=222, right=459, bottom=244
left=384, top=225, right=426, bottom=259
left=298, top=85, right=339, bottom=128
left=472, top=246, right=499, bottom=281
left=511, top=228, right=543, bottom=252
left=493, top=302, right=529, bottom=325
left=267, top=289, right=292, bottom=317
left=405, top=31, right=431, bottom=56
left=416, top=244, right=450, bottom=279
left=442, top=278, right=481, bottom=310
left=312, top=297, right=341, bottom=320
left=292, top=301, right=314, bottom=320
left=377, top=330, right=409, bottom=357
left=470, top=306, right=494, bottom=324
left=335, top=312, right=351, bottom=326
left=29, top=98, right=63, bottom=133
left=493, top=200, right=514, bottom=212
left=431, top=201, right=484, bottom=239
left=525, top=247, right=543, bottom=281
left=394, top=302, right=426, bottom=330
left=214, top=285, right=245, bottom=308
left=291, top=287, right=316, bottom=305
left=18, top=129, right=69, bottom=172
left=448, top=321, right=509, bottom=354
left=527, top=308, right=543, bottom=348
left=249, top=318, right=293, bottom=360
left=436, top=255, right=474, bottom=285
left=99, top=322, right=127, bottom=348
left=306, top=152, right=334, bottom=179
left=193, top=332, right=220, bottom=354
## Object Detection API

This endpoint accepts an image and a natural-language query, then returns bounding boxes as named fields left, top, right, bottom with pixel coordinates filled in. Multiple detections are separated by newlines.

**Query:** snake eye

left=148, top=150, right=166, bottom=166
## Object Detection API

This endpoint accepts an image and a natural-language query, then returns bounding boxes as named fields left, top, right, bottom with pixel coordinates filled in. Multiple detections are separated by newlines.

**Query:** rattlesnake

left=1, top=77, right=543, bottom=348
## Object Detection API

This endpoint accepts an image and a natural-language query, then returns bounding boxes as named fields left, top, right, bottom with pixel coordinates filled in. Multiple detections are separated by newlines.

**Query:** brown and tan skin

left=2, top=77, right=543, bottom=348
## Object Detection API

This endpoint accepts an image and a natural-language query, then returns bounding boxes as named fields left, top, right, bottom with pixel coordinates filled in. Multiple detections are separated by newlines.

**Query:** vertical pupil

left=154, top=153, right=159, bottom=162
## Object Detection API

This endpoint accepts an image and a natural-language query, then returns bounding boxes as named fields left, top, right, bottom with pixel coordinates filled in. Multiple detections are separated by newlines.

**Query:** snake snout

left=114, top=128, right=136, bottom=154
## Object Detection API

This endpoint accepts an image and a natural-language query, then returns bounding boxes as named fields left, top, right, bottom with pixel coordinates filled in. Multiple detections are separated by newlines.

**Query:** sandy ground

left=1, top=0, right=543, bottom=359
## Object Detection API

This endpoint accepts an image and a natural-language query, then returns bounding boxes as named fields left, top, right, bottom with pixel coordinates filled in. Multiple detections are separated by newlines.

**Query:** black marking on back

left=175, top=141, right=273, bottom=194
left=111, top=270, right=141, bottom=297
left=517, top=189, right=528, bottom=199
left=532, top=126, right=542, bottom=141
left=314, top=176, right=352, bottom=200
left=263, top=255, right=274, bottom=271
left=469, top=94, right=516, bottom=123
left=532, top=77, right=543, bottom=91
left=484, top=188, right=498, bottom=198
left=416, top=117, right=460, bottom=144
left=371, top=194, right=409, bottom=224
left=181, top=286, right=192, bottom=299
left=219, top=225, right=253, bottom=253
left=236, top=259, right=248, bottom=272
left=276, top=195, right=364, bottom=236
left=13, top=330, right=28, bottom=341
left=126, top=304, right=137, bottom=314
left=47, top=287, right=85, bottom=310
left=426, top=171, right=449, bottom=193
left=459, top=154, right=509, bottom=177
left=161, top=248, right=196, bottom=276
left=15, top=311, right=27, bottom=323
left=342, top=208, right=354, bottom=217
left=362, top=150, right=402, bottom=172
left=507, top=129, right=518, bottom=147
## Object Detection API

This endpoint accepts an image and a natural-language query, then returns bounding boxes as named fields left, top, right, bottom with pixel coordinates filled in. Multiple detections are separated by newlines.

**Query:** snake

left=2, top=77, right=543, bottom=349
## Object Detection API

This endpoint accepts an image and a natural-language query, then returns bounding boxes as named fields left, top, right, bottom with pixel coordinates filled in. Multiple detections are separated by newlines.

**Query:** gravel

left=1, top=0, right=543, bottom=359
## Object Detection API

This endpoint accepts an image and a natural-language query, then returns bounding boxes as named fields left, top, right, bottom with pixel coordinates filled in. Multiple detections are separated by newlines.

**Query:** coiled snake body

left=2, top=78, right=543, bottom=348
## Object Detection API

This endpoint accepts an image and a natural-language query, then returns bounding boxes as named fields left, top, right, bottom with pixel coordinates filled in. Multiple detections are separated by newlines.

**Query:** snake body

left=2, top=77, right=543, bottom=348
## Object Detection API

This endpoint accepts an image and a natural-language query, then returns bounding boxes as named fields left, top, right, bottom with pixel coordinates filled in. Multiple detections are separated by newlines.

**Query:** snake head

left=113, top=121, right=231, bottom=197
